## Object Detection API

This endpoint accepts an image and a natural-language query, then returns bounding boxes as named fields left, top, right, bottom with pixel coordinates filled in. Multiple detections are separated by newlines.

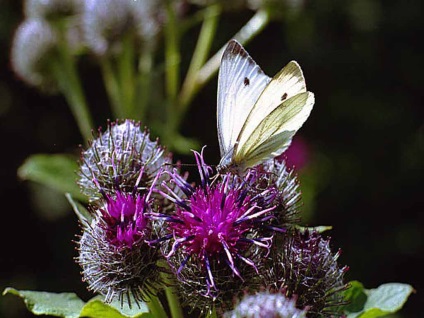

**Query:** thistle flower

left=10, top=19, right=59, bottom=91
left=24, top=0, right=82, bottom=21
left=77, top=189, right=162, bottom=306
left=130, top=0, right=163, bottom=45
left=78, top=120, right=171, bottom=203
left=267, top=230, right=349, bottom=317
left=82, top=0, right=162, bottom=56
left=154, top=150, right=282, bottom=311
left=224, top=290, right=308, bottom=318
left=246, top=159, right=303, bottom=230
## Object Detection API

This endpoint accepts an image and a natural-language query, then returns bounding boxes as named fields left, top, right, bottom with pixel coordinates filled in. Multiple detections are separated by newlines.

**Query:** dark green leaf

left=343, top=280, right=367, bottom=312
left=2, top=288, right=85, bottom=318
left=17, top=153, right=87, bottom=202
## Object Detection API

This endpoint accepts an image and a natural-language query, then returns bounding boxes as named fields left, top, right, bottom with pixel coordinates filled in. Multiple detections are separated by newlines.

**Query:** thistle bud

left=10, top=19, right=59, bottom=92
left=248, top=159, right=303, bottom=230
left=267, top=230, right=349, bottom=317
left=224, top=291, right=308, bottom=318
left=82, top=0, right=163, bottom=56
left=24, top=0, right=82, bottom=21
left=78, top=120, right=171, bottom=203
left=82, top=0, right=132, bottom=55
left=130, top=0, right=162, bottom=45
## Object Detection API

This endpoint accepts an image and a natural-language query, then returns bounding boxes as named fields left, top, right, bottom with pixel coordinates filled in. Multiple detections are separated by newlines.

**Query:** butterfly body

left=216, top=40, right=315, bottom=174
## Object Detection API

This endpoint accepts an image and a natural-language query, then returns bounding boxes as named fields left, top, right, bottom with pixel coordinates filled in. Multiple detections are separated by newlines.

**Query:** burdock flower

left=153, top=150, right=281, bottom=311
left=247, top=159, right=303, bottom=230
left=77, top=188, right=161, bottom=306
left=24, top=0, right=82, bottom=21
left=224, top=290, right=308, bottom=318
left=267, top=230, right=349, bottom=317
left=78, top=120, right=171, bottom=203
left=10, top=19, right=59, bottom=92
left=82, top=0, right=162, bottom=56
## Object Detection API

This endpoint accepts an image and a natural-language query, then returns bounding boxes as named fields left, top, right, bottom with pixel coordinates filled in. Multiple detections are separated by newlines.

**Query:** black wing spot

left=281, top=92, right=288, bottom=101
left=244, top=77, right=250, bottom=86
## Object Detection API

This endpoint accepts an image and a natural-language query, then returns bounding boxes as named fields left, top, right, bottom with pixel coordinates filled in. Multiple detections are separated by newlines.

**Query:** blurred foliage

left=0, top=0, right=422, bottom=317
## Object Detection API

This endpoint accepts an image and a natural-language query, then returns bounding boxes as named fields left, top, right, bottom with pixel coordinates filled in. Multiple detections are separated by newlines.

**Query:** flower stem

left=165, top=286, right=183, bottom=318
left=179, top=4, right=221, bottom=114
left=197, top=9, right=271, bottom=88
left=53, top=38, right=94, bottom=142
left=144, top=293, right=168, bottom=318
left=164, top=8, right=270, bottom=151
left=164, top=0, right=180, bottom=106
left=101, top=57, right=124, bottom=119
left=136, top=47, right=154, bottom=120
left=118, top=33, right=136, bottom=118
left=162, top=273, right=184, bottom=318
left=163, top=0, right=183, bottom=151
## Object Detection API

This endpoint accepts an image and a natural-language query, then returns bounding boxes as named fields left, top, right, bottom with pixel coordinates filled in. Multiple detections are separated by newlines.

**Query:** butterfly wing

left=236, top=60, right=307, bottom=148
left=233, top=92, right=315, bottom=169
left=217, top=40, right=270, bottom=163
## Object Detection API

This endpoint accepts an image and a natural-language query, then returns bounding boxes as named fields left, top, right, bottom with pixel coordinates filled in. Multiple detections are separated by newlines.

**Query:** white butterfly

left=217, top=39, right=315, bottom=174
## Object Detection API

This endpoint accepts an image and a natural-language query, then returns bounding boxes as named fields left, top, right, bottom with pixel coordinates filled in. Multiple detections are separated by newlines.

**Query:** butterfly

left=216, top=39, right=315, bottom=174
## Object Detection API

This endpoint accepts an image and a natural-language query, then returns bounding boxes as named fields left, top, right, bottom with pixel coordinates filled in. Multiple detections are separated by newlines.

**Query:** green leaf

left=362, top=283, right=414, bottom=316
left=66, top=193, right=93, bottom=223
left=80, top=298, right=152, bottom=318
left=2, top=288, right=85, bottom=318
left=343, top=281, right=367, bottom=313
left=344, top=282, right=414, bottom=318
left=18, top=153, right=87, bottom=202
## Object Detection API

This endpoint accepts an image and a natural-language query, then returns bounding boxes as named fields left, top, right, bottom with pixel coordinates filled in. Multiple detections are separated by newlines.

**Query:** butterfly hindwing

left=236, top=60, right=307, bottom=151
left=234, top=92, right=315, bottom=168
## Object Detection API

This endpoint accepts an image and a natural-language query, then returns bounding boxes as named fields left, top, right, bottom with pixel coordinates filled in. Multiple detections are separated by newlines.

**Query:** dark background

left=0, top=1, right=422, bottom=317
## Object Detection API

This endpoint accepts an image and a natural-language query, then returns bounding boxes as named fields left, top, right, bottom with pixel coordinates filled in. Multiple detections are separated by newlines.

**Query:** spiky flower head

left=267, top=230, right=349, bottom=317
left=78, top=120, right=171, bottom=203
left=245, top=159, right=303, bottom=231
left=24, top=0, right=82, bottom=21
left=82, top=0, right=163, bottom=56
left=154, top=150, right=282, bottom=311
left=77, top=189, right=161, bottom=306
left=10, top=19, right=59, bottom=92
left=224, top=290, right=308, bottom=318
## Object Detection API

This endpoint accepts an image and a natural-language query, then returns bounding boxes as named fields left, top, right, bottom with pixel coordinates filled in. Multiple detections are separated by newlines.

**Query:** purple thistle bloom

left=154, top=150, right=281, bottom=310
left=98, top=191, right=149, bottom=248
left=77, top=175, right=163, bottom=305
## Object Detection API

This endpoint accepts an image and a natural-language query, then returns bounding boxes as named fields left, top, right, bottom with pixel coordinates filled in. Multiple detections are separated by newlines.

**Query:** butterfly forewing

left=234, top=92, right=315, bottom=168
left=236, top=61, right=307, bottom=149
left=217, top=40, right=270, bottom=159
